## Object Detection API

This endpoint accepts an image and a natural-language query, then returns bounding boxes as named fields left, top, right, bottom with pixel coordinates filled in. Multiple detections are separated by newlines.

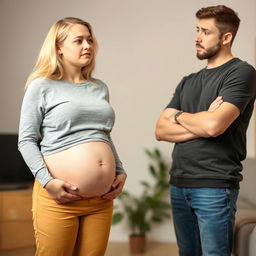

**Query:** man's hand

left=208, top=96, right=223, bottom=112
left=101, top=173, right=127, bottom=200
left=170, top=96, right=223, bottom=124
left=45, top=179, right=83, bottom=204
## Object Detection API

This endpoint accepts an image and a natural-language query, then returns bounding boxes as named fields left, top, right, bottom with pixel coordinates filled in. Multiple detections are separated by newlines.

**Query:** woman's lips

left=81, top=52, right=91, bottom=57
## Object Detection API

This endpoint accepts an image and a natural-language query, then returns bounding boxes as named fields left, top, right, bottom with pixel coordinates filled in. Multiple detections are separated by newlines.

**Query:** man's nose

left=195, top=32, right=203, bottom=43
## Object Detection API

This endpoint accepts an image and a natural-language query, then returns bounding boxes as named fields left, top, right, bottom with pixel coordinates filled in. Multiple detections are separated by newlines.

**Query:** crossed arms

left=155, top=96, right=240, bottom=143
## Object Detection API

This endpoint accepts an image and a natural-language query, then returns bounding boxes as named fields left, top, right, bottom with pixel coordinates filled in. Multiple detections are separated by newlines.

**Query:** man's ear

left=222, top=32, right=233, bottom=46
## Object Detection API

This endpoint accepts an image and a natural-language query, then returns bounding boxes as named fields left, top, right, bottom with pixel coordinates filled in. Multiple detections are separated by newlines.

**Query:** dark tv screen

left=0, top=134, right=34, bottom=185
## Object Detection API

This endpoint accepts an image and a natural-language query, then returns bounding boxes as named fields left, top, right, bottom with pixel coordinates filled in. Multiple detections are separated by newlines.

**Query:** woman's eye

left=87, top=38, right=93, bottom=44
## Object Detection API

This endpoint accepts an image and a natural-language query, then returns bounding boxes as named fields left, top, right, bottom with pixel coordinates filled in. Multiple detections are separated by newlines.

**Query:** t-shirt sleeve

left=18, top=82, right=53, bottom=187
left=219, top=64, right=256, bottom=113
left=165, top=77, right=186, bottom=109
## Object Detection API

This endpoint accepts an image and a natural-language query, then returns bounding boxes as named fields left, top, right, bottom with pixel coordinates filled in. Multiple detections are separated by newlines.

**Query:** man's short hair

left=196, top=5, right=240, bottom=44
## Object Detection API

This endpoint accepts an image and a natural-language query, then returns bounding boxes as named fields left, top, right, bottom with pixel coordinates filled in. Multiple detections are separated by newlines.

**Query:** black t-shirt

left=166, top=58, right=256, bottom=188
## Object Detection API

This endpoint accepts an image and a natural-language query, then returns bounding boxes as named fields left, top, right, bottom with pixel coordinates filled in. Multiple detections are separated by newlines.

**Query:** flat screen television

left=0, top=134, right=34, bottom=190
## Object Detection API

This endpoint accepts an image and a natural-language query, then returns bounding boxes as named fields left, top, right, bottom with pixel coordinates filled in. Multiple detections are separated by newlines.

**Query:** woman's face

left=58, top=24, right=94, bottom=70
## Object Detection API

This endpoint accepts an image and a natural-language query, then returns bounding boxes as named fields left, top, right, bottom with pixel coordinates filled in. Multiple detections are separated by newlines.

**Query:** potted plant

left=112, top=148, right=171, bottom=253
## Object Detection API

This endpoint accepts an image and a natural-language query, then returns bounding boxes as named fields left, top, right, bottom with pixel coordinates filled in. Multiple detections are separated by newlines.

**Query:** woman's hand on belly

left=44, top=142, right=117, bottom=198
left=101, top=172, right=127, bottom=200
left=45, top=179, right=83, bottom=204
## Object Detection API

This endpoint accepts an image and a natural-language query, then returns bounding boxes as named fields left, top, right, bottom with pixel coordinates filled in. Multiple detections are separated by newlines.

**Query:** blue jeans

left=170, top=185, right=238, bottom=256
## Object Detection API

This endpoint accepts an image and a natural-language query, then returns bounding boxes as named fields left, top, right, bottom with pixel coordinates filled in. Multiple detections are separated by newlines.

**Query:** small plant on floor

left=112, top=148, right=170, bottom=253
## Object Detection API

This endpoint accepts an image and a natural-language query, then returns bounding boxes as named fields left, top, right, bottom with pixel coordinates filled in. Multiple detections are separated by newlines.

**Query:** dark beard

left=196, top=42, right=221, bottom=60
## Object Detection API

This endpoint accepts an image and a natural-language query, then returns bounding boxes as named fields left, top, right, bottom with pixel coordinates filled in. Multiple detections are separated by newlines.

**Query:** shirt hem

left=41, top=138, right=109, bottom=156
left=170, top=176, right=240, bottom=189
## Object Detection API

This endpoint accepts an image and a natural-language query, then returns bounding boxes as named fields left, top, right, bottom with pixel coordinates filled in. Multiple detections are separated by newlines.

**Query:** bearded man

left=155, top=5, right=256, bottom=256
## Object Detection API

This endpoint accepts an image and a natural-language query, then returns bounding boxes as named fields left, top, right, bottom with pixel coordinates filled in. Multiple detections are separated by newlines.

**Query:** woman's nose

left=83, top=41, right=90, bottom=49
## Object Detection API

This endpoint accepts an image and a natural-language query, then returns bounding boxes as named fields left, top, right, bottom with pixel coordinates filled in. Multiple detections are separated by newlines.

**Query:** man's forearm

left=173, top=96, right=230, bottom=137
left=155, top=118, right=199, bottom=143
left=159, top=96, right=237, bottom=140
left=175, top=111, right=215, bottom=137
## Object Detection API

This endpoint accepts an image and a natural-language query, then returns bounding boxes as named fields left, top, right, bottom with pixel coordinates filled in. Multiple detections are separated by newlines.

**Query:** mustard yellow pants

left=32, top=180, right=113, bottom=256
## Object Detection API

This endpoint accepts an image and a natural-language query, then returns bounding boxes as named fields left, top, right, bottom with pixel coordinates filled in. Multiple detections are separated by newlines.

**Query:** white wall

left=0, top=0, right=255, bottom=242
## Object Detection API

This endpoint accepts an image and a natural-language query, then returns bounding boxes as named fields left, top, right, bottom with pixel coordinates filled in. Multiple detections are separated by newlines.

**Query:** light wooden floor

left=0, top=242, right=178, bottom=256
left=106, top=242, right=179, bottom=256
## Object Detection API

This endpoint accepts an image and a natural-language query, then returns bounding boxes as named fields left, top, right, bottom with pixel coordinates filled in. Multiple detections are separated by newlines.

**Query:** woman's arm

left=18, top=83, right=53, bottom=187
left=18, top=82, right=82, bottom=204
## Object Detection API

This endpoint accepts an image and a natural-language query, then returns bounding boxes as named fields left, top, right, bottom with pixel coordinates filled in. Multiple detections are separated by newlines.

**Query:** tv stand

left=0, top=184, right=35, bottom=250
left=0, top=182, right=33, bottom=191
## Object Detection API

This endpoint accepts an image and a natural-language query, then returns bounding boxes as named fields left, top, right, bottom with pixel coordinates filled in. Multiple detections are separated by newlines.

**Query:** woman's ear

left=56, top=44, right=62, bottom=55
left=222, top=32, right=233, bottom=46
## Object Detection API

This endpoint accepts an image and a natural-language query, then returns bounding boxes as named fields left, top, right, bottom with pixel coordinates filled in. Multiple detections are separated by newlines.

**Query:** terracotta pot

left=129, top=234, right=146, bottom=253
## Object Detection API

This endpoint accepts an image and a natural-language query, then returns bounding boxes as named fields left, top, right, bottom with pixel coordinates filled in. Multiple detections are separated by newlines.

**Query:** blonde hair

left=25, top=17, right=98, bottom=88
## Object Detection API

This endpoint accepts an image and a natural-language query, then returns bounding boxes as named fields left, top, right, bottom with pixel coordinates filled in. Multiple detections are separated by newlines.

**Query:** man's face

left=195, top=18, right=222, bottom=60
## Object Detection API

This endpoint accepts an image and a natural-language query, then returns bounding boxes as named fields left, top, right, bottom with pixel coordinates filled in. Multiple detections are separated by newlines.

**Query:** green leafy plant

left=112, top=148, right=171, bottom=235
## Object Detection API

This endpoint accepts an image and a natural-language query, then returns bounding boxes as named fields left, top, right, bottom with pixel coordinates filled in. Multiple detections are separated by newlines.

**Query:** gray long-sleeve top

left=18, top=77, right=125, bottom=187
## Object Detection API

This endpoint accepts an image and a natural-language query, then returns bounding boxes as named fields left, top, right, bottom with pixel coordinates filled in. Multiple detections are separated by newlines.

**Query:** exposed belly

left=44, top=142, right=116, bottom=198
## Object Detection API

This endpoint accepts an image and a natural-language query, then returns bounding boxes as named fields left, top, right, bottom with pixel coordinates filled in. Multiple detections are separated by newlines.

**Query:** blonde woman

left=18, top=17, right=127, bottom=256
